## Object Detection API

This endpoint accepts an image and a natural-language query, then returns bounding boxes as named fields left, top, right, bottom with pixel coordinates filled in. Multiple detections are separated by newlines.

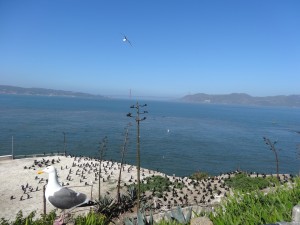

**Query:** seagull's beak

left=37, top=170, right=44, bottom=174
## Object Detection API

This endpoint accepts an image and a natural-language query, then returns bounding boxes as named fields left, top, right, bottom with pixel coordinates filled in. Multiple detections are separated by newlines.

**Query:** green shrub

left=225, top=173, right=277, bottom=192
left=128, top=176, right=186, bottom=199
left=140, top=176, right=172, bottom=193
left=189, top=171, right=209, bottom=181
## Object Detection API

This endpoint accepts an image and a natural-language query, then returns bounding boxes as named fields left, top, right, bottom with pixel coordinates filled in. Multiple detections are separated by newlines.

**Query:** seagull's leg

left=63, top=209, right=72, bottom=224
left=53, top=216, right=63, bottom=225
left=61, top=210, right=66, bottom=224
left=53, top=210, right=65, bottom=225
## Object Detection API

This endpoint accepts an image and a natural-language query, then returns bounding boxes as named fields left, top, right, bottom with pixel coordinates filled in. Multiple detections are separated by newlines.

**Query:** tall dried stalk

left=117, top=127, right=130, bottom=203
left=263, top=137, right=280, bottom=180
left=98, top=136, right=108, bottom=200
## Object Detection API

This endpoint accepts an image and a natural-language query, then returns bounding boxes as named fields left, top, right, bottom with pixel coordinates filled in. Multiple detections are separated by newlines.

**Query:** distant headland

left=0, top=85, right=105, bottom=99
left=1, top=85, right=300, bottom=107
left=181, top=93, right=300, bottom=107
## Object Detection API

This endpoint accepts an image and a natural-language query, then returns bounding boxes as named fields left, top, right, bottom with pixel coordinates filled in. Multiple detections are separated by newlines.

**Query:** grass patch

left=210, top=177, right=300, bottom=225
left=0, top=210, right=56, bottom=225
left=2, top=209, right=184, bottom=225
left=73, top=212, right=108, bottom=225
left=0, top=210, right=108, bottom=225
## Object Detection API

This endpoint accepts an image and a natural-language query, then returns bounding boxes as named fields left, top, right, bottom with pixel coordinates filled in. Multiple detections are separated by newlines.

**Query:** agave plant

left=117, top=193, right=135, bottom=213
left=95, top=195, right=117, bottom=219
left=128, top=185, right=138, bottom=202
left=98, top=195, right=114, bottom=208
left=124, top=210, right=154, bottom=225
left=169, top=206, right=192, bottom=225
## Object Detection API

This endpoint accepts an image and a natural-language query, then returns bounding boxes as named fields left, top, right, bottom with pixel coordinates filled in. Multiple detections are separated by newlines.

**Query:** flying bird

left=122, top=34, right=132, bottom=46
left=38, top=166, right=95, bottom=223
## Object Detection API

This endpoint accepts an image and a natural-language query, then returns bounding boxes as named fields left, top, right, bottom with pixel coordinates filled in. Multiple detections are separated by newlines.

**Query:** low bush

left=129, top=175, right=185, bottom=197
left=140, top=176, right=172, bottom=193
left=189, top=171, right=209, bottom=181
left=225, top=173, right=279, bottom=192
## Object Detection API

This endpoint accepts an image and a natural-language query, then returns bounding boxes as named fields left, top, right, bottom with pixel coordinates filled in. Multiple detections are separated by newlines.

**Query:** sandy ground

left=1, top=155, right=289, bottom=222
left=0, top=155, right=167, bottom=221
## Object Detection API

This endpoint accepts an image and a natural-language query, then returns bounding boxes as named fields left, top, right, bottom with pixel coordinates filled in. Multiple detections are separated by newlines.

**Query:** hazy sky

left=0, top=1, right=299, bottom=98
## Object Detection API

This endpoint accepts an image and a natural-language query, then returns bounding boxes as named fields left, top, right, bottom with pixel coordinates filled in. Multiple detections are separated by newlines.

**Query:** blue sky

left=0, top=1, right=299, bottom=98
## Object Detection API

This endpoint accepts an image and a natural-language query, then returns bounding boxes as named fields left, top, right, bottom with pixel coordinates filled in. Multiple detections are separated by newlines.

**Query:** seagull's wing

left=122, top=34, right=133, bottom=46
left=48, top=187, right=88, bottom=209
left=126, top=38, right=132, bottom=46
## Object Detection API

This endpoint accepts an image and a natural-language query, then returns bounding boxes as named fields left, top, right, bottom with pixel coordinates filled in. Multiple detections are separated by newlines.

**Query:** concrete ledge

left=0, top=155, right=13, bottom=161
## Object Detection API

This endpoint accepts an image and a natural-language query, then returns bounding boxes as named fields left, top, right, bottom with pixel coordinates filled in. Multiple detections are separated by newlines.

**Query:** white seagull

left=122, top=34, right=132, bottom=46
left=38, top=166, right=95, bottom=222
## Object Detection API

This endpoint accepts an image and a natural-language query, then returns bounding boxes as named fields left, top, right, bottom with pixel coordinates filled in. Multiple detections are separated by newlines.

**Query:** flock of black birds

left=10, top=157, right=61, bottom=202
left=142, top=175, right=231, bottom=211
left=10, top=183, right=38, bottom=201
left=10, top=155, right=293, bottom=214
left=11, top=155, right=146, bottom=204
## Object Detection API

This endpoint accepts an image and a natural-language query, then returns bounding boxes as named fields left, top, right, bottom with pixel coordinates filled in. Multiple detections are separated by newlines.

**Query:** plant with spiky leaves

left=124, top=210, right=154, bottom=225
left=168, top=206, right=192, bottom=225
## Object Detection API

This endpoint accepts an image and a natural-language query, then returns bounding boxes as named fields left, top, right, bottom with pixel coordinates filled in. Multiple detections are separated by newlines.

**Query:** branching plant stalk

left=263, top=137, right=280, bottom=180
left=98, top=136, right=107, bottom=200
left=137, top=111, right=141, bottom=210
left=127, top=101, right=147, bottom=211
left=117, top=128, right=129, bottom=203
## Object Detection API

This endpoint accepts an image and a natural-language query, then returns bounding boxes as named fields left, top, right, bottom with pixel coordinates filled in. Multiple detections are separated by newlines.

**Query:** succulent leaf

left=137, top=210, right=145, bottom=225
left=124, top=218, right=134, bottom=225
left=171, top=206, right=185, bottom=223
left=185, top=207, right=192, bottom=223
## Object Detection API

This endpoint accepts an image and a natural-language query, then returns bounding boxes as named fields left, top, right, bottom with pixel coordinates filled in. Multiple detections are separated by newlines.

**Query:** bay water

left=1, top=94, right=300, bottom=177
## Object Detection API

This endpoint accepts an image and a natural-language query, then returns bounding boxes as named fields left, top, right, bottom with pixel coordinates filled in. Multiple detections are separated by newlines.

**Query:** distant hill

left=182, top=93, right=300, bottom=107
left=0, top=85, right=105, bottom=99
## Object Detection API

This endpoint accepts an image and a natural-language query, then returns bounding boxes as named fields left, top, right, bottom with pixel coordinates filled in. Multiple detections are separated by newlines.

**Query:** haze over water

left=1, top=94, right=300, bottom=177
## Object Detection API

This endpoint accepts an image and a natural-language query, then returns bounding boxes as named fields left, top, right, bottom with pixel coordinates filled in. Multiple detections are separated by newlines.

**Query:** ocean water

left=0, top=94, right=300, bottom=177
